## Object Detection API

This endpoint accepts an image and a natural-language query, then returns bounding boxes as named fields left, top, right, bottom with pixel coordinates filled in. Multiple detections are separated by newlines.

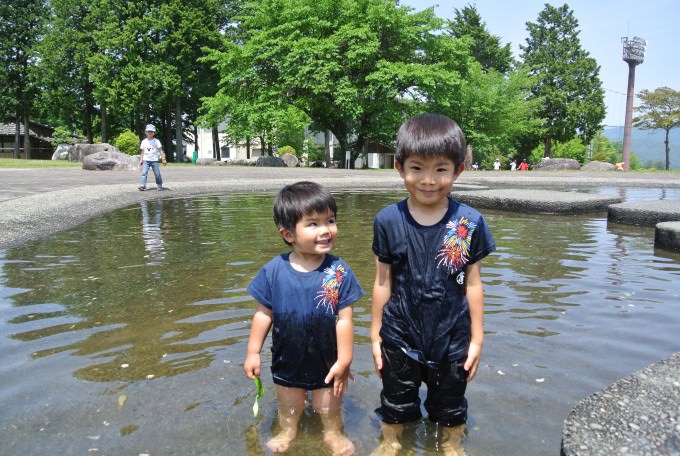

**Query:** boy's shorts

left=377, top=343, right=468, bottom=427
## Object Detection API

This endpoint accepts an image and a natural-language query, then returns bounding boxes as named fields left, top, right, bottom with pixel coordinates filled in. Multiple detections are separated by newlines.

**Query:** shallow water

left=1, top=189, right=679, bottom=455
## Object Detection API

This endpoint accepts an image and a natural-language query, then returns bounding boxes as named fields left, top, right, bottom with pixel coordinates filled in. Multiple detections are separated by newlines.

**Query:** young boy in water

left=244, top=181, right=365, bottom=455
left=371, top=113, right=496, bottom=455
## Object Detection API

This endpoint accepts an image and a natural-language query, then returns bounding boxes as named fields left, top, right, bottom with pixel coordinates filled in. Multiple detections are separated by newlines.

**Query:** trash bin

left=192, top=150, right=198, bottom=165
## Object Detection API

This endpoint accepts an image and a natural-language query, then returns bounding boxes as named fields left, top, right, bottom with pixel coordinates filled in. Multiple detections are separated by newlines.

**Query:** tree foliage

left=633, top=86, right=680, bottom=171
left=520, top=3, right=605, bottom=158
left=446, top=4, right=513, bottom=74
left=0, top=0, right=46, bottom=158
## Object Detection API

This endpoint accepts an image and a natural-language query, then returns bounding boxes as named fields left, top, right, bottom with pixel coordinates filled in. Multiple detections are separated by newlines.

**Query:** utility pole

left=621, top=36, right=646, bottom=171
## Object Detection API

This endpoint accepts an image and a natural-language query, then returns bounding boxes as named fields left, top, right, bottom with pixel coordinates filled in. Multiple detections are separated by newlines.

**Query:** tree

left=203, top=0, right=456, bottom=167
left=34, top=0, right=99, bottom=142
left=633, top=86, right=680, bottom=171
left=520, top=3, right=605, bottom=158
left=446, top=4, right=513, bottom=74
left=0, top=0, right=46, bottom=159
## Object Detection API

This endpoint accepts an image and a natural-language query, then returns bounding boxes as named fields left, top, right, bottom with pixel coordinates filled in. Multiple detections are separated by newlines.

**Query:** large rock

left=533, top=157, right=581, bottom=171
left=581, top=161, right=616, bottom=171
left=196, top=157, right=217, bottom=166
left=280, top=152, right=299, bottom=167
left=51, top=143, right=71, bottom=160
left=82, top=150, right=139, bottom=171
left=255, top=156, right=286, bottom=167
left=69, top=143, right=120, bottom=162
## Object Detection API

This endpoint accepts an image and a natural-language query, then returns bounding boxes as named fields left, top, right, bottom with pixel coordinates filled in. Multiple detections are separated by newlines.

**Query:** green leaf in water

left=252, top=375, right=265, bottom=417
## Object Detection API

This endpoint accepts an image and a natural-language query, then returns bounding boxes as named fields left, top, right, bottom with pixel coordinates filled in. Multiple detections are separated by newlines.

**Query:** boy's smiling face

left=280, top=210, right=338, bottom=259
left=396, top=155, right=463, bottom=210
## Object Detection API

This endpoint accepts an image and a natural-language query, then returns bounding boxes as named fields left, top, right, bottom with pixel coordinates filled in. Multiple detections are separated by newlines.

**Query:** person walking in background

left=371, top=114, right=496, bottom=455
left=138, top=124, right=166, bottom=191
left=493, top=158, right=501, bottom=170
left=510, top=159, right=517, bottom=171
left=518, top=159, right=529, bottom=171
left=244, top=181, right=365, bottom=455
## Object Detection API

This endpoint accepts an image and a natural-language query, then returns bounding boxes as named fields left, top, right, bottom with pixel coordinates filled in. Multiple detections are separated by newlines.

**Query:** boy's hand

left=371, top=340, right=383, bottom=378
left=464, top=342, right=483, bottom=381
left=243, top=353, right=261, bottom=380
left=324, top=362, right=354, bottom=397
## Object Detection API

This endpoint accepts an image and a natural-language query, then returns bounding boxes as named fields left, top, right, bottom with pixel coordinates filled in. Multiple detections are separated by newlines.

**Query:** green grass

left=0, top=158, right=81, bottom=168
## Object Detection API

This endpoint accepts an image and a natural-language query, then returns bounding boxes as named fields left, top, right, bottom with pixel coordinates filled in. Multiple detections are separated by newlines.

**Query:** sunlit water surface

left=1, top=189, right=679, bottom=455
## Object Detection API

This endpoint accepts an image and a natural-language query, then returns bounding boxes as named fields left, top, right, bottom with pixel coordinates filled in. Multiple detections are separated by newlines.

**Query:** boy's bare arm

left=371, top=257, right=392, bottom=375
left=464, top=261, right=484, bottom=381
left=325, top=306, right=354, bottom=396
left=243, top=303, right=272, bottom=379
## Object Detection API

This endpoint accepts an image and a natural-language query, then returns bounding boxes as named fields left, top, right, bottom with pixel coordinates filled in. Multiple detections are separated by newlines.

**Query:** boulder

left=82, top=151, right=139, bottom=171
left=255, top=156, right=286, bottom=167
left=196, top=157, right=217, bottom=166
left=69, top=143, right=120, bottom=162
left=51, top=143, right=72, bottom=160
left=280, top=152, right=299, bottom=167
left=533, top=157, right=581, bottom=171
left=581, top=161, right=616, bottom=171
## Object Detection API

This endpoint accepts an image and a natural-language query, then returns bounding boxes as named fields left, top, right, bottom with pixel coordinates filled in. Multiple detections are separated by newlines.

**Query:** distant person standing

left=510, top=159, right=517, bottom=171
left=518, top=159, right=529, bottom=171
left=493, top=158, right=501, bottom=171
left=138, top=124, right=166, bottom=191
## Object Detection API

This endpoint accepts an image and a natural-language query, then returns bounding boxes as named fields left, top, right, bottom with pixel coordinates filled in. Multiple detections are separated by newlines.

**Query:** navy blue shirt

left=373, top=197, right=495, bottom=366
left=247, top=253, right=365, bottom=389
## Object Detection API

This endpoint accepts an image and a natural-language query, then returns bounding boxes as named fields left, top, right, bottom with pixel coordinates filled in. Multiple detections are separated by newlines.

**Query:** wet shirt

left=373, top=197, right=496, bottom=366
left=140, top=138, right=163, bottom=161
left=247, top=253, right=365, bottom=389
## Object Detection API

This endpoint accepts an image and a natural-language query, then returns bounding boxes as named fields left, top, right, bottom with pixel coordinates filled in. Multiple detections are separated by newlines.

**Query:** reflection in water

left=0, top=190, right=679, bottom=455
left=141, top=200, right=166, bottom=266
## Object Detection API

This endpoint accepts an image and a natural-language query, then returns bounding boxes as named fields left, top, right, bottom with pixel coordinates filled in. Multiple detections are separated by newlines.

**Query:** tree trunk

left=101, top=104, right=108, bottom=144
left=543, top=136, right=552, bottom=158
left=259, top=135, right=266, bottom=157
left=665, top=127, right=671, bottom=171
left=212, top=127, right=219, bottom=159
left=23, top=109, right=31, bottom=160
left=246, top=136, right=251, bottom=159
left=175, top=98, right=183, bottom=163
left=14, top=110, right=20, bottom=159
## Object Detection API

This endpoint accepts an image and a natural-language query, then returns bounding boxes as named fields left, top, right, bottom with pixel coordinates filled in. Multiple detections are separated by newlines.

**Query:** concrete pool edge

left=561, top=351, right=680, bottom=455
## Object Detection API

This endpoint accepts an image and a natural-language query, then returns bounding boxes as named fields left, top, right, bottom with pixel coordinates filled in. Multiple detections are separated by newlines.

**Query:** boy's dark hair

left=395, top=113, right=467, bottom=167
left=274, top=181, right=337, bottom=242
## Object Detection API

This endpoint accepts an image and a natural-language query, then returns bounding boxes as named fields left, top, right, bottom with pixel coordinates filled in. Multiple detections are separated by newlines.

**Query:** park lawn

left=0, top=158, right=81, bottom=168
left=0, top=158, right=194, bottom=169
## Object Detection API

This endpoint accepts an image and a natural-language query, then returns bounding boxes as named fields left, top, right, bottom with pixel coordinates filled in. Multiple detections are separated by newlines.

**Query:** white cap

left=145, top=124, right=156, bottom=132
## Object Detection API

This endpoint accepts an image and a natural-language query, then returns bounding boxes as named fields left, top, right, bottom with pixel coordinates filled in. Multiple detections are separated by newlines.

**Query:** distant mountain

left=602, top=126, right=680, bottom=170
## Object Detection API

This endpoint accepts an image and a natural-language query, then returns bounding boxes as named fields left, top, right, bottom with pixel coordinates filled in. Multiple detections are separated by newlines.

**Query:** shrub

left=52, top=126, right=74, bottom=145
left=277, top=145, right=296, bottom=157
left=115, top=130, right=140, bottom=156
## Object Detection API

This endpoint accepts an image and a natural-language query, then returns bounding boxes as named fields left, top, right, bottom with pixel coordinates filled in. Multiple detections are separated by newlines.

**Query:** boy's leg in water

left=268, top=385, right=306, bottom=453
left=372, top=344, right=421, bottom=456
left=312, top=388, right=355, bottom=456
left=439, top=424, right=467, bottom=456
left=371, top=422, right=404, bottom=456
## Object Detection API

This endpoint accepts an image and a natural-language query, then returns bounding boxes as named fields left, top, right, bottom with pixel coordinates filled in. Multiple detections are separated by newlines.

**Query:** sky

left=401, top=0, right=680, bottom=127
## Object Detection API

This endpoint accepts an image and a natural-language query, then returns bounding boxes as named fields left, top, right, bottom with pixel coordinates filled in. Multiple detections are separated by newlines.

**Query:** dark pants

left=377, top=343, right=468, bottom=427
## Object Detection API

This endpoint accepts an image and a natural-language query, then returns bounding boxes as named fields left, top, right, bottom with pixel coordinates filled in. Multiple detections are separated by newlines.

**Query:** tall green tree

left=520, top=3, right=605, bottom=157
left=0, top=0, right=46, bottom=158
left=87, top=0, right=228, bottom=155
left=204, top=0, right=456, bottom=167
left=633, top=86, right=680, bottom=171
left=446, top=4, right=513, bottom=74
left=35, top=0, right=99, bottom=142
